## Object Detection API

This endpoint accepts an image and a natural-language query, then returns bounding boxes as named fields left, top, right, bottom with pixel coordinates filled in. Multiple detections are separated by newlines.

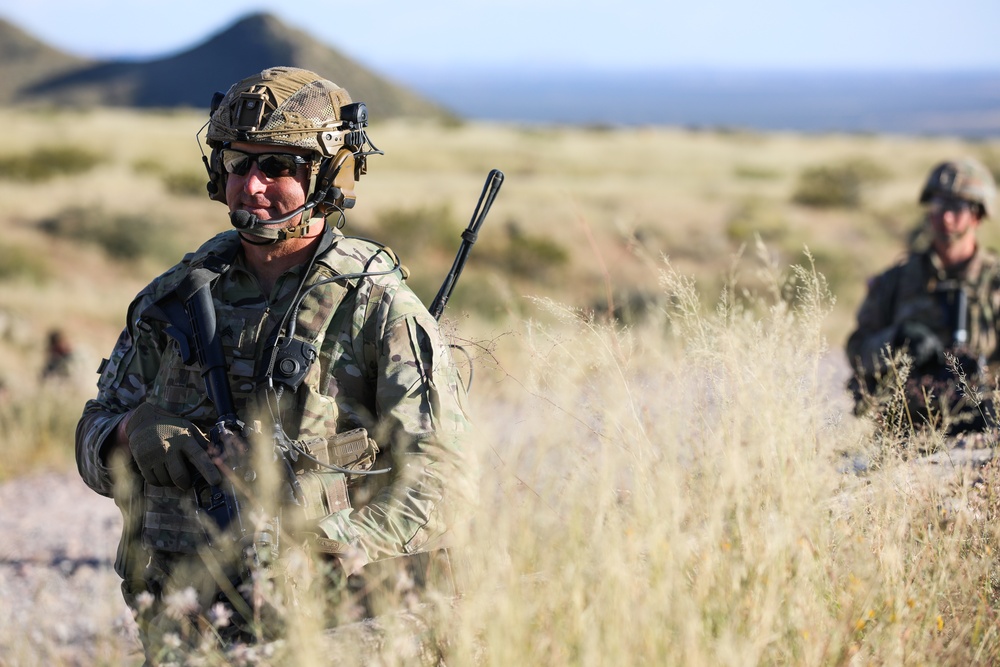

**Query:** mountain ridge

left=0, top=13, right=451, bottom=120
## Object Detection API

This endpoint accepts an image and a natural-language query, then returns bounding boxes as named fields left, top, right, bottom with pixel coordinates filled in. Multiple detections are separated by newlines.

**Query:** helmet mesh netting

left=257, top=81, right=341, bottom=150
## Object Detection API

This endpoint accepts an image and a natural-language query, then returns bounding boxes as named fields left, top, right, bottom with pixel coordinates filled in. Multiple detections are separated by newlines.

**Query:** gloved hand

left=124, top=402, right=222, bottom=489
left=893, top=321, right=945, bottom=369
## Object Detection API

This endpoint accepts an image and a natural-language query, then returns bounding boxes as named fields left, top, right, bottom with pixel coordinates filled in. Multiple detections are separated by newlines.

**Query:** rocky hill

left=0, top=12, right=451, bottom=120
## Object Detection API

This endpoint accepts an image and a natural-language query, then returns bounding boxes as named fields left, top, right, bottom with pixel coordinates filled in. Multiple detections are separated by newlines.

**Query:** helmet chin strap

left=237, top=218, right=319, bottom=244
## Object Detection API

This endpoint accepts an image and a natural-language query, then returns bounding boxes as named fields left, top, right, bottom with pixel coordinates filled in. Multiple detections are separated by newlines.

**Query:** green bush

left=131, top=158, right=166, bottom=175
left=38, top=207, right=183, bottom=264
left=373, top=204, right=459, bottom=254
left=0, top=245, right=51, bottom=283
left=725, top=199, right=789, bottom=244
left=438, top=270, right=516, bottom=320
left=131, top=159, right=209, bottom=197
left=792, top=158, right=890, bottom=209
left=0, top=388, right=83, bottom=480
left=0, top=146, right=103, bottom=182
left=733, top=164, right=781, bottom=180
left=476, top=222, right=569, bottom=281
left=162, top=171, right=208, bottom=197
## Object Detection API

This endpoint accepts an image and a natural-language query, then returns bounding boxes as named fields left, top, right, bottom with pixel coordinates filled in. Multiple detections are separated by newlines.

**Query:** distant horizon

left=1, top=5, right=997, bottom=138
left=383, top=64, right=1000, bottom=78
left=399, top=70, right=1000, bottom=138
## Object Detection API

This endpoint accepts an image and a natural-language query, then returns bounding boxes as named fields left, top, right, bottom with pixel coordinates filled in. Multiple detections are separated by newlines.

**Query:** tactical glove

left=893, top=321, right=945, bottom=369
left=124, top=402, right=222, bottom=489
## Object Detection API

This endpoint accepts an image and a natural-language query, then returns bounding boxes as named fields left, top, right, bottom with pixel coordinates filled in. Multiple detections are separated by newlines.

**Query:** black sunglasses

left=928, top=196, right=975, bottom=216
left=220, top=149, right=310, bottom=179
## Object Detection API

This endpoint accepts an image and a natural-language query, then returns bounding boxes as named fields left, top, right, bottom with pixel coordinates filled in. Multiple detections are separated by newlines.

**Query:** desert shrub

left=590, top=286, right=665, bottom=325
left=792, top=157, right=890, bottom=208
left=131, top=159, right=209, bottom=197
left=725, top=198, right=789, bottom=244
left=0, top=245, right=51, bottom=283
left=0, top=387, right=84, bottom=480
left=0, top=146, right=103, bottom=182
left=131, top=158, right=165, bottom=175
left=373, top=203, right=459, bottom=254
left=475, top=221, right=569, bottom=281
left=37, top=206, right=183, bottom=264
left=733, top=163, right=782, bottom=180
left=162, top=170, right=208, bottom=197
left=445, top=270, right=519, bottom=320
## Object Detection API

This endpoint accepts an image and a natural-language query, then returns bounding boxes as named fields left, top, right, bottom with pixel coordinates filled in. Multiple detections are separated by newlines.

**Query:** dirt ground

left=0, top=471, right=142, bottom=665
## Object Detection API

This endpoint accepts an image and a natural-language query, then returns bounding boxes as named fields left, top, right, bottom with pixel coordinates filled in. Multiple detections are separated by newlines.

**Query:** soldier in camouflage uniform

left=75, top=67, right=476, bottom=661
left=846, top=157, right=1000, bottom=434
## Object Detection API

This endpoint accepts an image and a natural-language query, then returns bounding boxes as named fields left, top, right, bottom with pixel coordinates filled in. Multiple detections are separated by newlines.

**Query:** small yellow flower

left=855, top=618, right=866, bottom=631
left=936, top=615, right=944, bottom=631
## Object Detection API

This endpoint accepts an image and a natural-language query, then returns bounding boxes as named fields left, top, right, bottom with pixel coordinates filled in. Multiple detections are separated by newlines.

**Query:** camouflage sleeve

left=318, top=284, right=477, bottom=563
left=75, top=291, right=162, bottom=498
left=845, top=269, right=901, bottom=377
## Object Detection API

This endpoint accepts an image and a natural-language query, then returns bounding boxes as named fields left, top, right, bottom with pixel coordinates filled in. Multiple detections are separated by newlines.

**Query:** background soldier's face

left=928, top=196, right=981, bottom=245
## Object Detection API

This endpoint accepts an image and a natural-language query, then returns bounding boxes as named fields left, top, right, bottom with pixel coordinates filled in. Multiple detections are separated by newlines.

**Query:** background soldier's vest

left=889, top=251, right=1000, bottom=433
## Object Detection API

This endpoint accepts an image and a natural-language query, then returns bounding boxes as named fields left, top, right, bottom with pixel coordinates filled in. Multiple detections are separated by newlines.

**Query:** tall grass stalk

left=451, top=251, right=1000, bottom=665
left=0, top=385, right=87, bottom=480
left=6, top=256, right=1000, bottom=665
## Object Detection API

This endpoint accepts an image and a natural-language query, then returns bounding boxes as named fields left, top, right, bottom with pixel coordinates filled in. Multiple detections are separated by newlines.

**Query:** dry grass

left=2, top=108, right=1000, bottom=664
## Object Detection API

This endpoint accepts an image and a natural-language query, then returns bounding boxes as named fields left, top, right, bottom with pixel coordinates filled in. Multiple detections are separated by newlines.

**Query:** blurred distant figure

left=41, top=328, right=76, bottom=381
left=846, top=157, right=1000, bottom=435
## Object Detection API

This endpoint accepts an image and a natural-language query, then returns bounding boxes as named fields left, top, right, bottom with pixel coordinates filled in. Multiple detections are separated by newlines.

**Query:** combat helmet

left=919, top=157, right=996, bottom=219
left=201, top=66, right=378, bottom=224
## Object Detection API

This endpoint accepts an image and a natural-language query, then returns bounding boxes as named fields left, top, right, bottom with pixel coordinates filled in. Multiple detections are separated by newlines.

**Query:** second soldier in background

left=846, top=157, right=1000, bottom=435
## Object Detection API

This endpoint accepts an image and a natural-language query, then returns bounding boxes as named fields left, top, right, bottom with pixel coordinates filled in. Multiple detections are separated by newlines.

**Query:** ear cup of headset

left=315, top=148, right=358, bottom=212
left=204, top=148, right=228, bottom=204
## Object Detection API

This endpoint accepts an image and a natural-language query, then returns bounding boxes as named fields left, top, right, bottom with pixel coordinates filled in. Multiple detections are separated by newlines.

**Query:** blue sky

left=2, top=0, right=999, bottom=75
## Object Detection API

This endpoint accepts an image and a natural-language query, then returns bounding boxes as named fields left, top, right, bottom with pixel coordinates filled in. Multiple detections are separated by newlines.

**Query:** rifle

left=429, top=169, right=504, bottom=320
left=142, top=264, right=260, bottom=550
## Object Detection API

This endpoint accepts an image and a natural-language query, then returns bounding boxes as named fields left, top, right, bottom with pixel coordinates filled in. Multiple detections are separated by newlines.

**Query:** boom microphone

left=229, top=201, right=314, bottom=231
left=230, top=210, right=256, bottom=229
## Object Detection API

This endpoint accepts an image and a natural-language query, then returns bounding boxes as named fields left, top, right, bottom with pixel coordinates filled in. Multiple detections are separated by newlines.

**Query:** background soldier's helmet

left=919, top=157, right=996, bottom=219
left=203, top=66, right=373, bottom=209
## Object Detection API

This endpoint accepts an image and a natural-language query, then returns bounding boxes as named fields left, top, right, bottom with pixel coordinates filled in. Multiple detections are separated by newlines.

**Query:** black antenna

left=430, top=169, right=505, bottom=320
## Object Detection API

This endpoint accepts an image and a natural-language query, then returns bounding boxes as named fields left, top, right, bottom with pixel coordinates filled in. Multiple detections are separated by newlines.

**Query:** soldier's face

left=225, top=141, right=311, bottom=226
left=928, top=196, right=981, bottom=244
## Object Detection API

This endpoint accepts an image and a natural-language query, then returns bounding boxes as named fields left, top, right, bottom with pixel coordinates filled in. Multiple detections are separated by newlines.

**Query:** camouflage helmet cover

left=206, top=66, right=353, bottom=159
left=919, top=157, right=996, bottom=218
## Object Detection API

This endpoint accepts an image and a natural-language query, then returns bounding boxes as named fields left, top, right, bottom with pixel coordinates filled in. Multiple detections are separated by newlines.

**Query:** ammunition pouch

left=302, top=427, right=380, bottom=479
left=292, top=428, right=381, bottom=554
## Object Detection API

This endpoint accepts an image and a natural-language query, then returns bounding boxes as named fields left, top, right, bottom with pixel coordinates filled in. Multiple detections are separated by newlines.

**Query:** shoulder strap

left=262, top=236, right=403, bottom=391
left=351, top=255, right=403, bottom=385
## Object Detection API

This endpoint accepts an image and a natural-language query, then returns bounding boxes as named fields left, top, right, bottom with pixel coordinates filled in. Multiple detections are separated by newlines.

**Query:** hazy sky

left=2, top=0, right=999, bottom=75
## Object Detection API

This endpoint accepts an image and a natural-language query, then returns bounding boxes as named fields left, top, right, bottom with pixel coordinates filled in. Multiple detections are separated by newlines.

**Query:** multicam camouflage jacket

left=76, top=228, right=476, bottom=581
left=845, top=245, right=1000, bottom=400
